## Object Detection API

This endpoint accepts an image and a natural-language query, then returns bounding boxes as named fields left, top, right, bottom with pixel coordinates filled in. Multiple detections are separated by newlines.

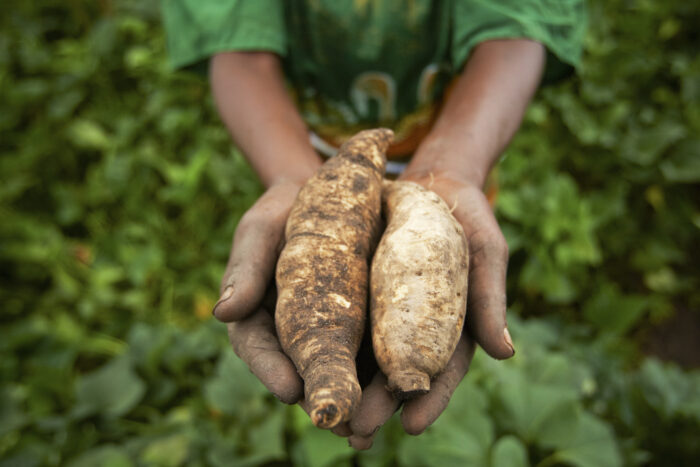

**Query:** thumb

left=213, top=183, right=300, bottom=322
left=438, top=182, right=514, bottom=360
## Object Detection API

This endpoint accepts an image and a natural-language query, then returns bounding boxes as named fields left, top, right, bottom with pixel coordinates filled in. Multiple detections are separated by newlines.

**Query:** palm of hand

left=214, top=176, right=513, bottom=449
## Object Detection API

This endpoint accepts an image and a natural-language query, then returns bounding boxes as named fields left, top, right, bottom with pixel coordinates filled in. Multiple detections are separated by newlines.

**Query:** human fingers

left=227, top=309, right=303, bottom=404
left=331, top=422, right=353, bottom=437
left=347, top=372, right=401, bottom=450
left=438, top=183, right=515, bottom=360
left=400, top=333, right=476, bottom=435
left=213, top=183, right=300, bottom=322
left=347, top=434, right=375, bottom=450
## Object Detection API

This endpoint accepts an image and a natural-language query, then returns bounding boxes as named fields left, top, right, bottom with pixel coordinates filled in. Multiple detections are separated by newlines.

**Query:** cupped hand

left=213, top=182, right=305, bottom=404
left=211, top=179, right=396, bottom=431
left=212, top=181, right=388, bottom=415
left=212, top=174, right=514, bottom=449
left=345, top=173, right=514, bottom=449
left=212, top=180, right=381, bottom=430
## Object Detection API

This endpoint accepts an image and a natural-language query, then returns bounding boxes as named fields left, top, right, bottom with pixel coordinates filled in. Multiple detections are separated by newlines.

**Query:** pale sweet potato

left=370, top=180, right=469, bottom=398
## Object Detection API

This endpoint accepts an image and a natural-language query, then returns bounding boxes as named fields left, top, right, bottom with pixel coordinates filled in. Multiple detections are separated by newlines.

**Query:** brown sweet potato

left=370, top=180, right=469, bottom=399
left=275, top=128, right=393, bottom=428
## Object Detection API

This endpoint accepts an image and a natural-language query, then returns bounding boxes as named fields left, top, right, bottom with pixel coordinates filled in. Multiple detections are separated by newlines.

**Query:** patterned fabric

left=162, top=0, right=586, bottom=157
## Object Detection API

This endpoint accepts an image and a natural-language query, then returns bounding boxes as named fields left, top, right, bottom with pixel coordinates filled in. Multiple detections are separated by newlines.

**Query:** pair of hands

left=212, top=173, right=514, bottom=450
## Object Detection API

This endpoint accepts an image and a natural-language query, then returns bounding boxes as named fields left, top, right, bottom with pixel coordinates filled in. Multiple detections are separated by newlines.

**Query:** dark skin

left=210, top=39, right=545, bottom=449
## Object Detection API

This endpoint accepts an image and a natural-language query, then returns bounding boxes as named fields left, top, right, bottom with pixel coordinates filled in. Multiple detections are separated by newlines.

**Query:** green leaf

left=294, top=419, right=355, bottom=467
left=548, top=92, right=601, bottom=145
left=48, top=88, right=85, bottom=120
left=491, top=435, right=529, bottom=467
left=204, top=351, right=268, bottom=417
left=637, top=358, right=700, bottom=420
left=495, top=369, right=579, bottom=443
left=643, top=266, right=679, bottom=293
left=67, top=119, right=111, bottom=150
left=162, top=323, right=221, bottom=374
left=126, top=323, right=174, bottom=376
left=397, top=380, right=493, bottom=467
left=660, top=138, right=700, bottom=182
left=0, top=435, right=54, bottom=467
left=140, top=433, right=190, bottom=467
left=124, top=46, right=153, bottom=69
left=73, top=356, right=145, bottom=418
left=496, top=191, right=524, bottom=221
left=545, top=413, right=622, bottom=467
left=67, top=445, right=133, bottom=467
left=398, top=424, right=492, bottom=467
left=355, top=416, right=401, bottom=467
left=506, top=316, right=560, bottom=350
left=0, top=385, right=28, bottom=437
left=583, top=283, right=647, bottom=334
left=519, top=253, right=578, bottom=304
left=247, top=409, right=286, bottom=463
left=534, top=402, right=585, bottom=448
left=620, top=121, right=686, bottom=166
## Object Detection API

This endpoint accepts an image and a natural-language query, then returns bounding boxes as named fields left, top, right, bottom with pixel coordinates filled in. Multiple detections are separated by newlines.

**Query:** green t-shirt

left=162, top=0, right=585, bottom=156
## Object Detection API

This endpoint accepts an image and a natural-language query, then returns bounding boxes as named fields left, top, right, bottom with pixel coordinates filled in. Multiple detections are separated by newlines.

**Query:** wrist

left=399, top=169, right=476, bottom=196
left=401, top=40, right=543, bottom=190
left=401, top=137, right=490, bottom=189
left=265, top=155, right=322, bottom=188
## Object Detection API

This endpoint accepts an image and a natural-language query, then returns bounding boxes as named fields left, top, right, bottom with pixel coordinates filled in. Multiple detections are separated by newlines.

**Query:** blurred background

left=1, top=0, right=699, bottom=466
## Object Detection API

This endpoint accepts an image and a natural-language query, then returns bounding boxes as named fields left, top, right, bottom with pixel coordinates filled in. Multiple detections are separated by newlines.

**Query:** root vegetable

left=275, top=128, right=393, bottom=429
left=370, top=180, right=469, bottom=399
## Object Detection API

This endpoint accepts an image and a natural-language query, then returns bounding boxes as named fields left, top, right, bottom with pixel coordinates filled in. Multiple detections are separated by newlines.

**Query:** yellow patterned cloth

left=162, top=0, right=586, bottom=158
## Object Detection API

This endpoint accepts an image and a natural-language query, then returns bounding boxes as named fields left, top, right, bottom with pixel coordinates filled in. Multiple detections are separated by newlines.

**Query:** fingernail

left=504, top=328, right=515, bottom=356
left=212, top=286, right=234, bottom=316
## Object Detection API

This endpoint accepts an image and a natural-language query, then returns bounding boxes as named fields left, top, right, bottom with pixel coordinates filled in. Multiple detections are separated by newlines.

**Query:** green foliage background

left=1, top=0, right=699, bottom=466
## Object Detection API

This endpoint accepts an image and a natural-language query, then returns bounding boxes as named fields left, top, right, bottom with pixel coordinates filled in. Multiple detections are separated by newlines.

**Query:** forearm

left=210, top=52, right=323, bottom=188
left=402, top=39, right=545, bottom=187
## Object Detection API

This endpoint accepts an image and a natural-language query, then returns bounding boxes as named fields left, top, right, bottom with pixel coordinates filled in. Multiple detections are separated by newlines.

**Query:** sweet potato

left=275, top=128, right=393, bottom=428
left=370, top=180, right=468, bottom=398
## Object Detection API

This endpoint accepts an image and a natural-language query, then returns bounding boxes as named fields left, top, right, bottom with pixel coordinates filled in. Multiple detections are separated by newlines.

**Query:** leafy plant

left=1, top=0, right=698, bottom=466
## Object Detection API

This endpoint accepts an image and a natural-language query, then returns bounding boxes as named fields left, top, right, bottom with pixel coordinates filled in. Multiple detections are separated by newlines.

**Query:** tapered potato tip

left=310, top=402, right=343, bottom=429
left=387, top=370, right=430, bottom=400
left=338, top=128, right=394, bottom=171
left=304, top=361, right=362, bottom=429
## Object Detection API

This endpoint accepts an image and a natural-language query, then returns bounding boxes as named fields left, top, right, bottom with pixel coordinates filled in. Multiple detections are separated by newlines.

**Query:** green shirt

left=162, top=0, right=585, bottom=155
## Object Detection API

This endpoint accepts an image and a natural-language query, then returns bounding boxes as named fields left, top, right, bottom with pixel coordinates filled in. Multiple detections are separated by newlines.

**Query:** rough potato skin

left=370, top=180, right=468, bottom=398
left=275, top=129, right=393, bottom=428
